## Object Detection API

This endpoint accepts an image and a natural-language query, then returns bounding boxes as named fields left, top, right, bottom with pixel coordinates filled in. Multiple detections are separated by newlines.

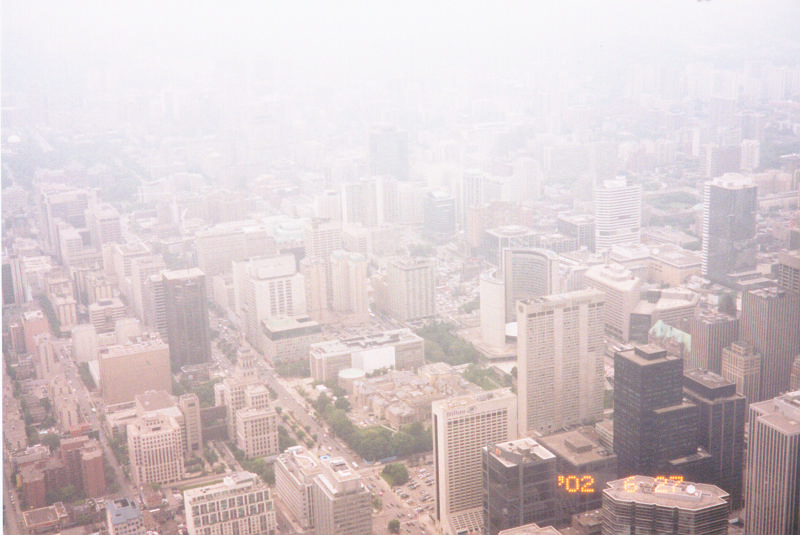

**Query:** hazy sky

left=4, top=0, right=799, bottom=94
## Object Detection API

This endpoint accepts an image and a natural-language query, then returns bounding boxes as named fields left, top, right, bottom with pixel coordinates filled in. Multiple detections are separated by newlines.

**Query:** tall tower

left=740, top=286, right=800, bottom=401
left=593, top=177, right=642, bottom=252
left=687, top=309, right=739, bottom=373
left=744, top=390, right=800, bottom=535
left=432, top=390, right=517, bottom=534
left=387, top=257, right=436, bottom=321
left=682, top=369, right=746, bottom=509
left=516, top=290, right=605, bottom=436
left=163, top=268, right=211, bottom=369
left=701, top=173, right=757, bottom=284
left=720, top=340, right=762, bottom=403
left=613, top=345, right=698, bottom=477
left=369, top=126, right=408, bottom=181
left=423, top=191, right=456, bottom=238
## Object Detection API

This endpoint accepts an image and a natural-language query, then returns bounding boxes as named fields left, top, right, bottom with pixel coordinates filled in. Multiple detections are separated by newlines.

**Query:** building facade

left=184, top=472, right=277, bottom=535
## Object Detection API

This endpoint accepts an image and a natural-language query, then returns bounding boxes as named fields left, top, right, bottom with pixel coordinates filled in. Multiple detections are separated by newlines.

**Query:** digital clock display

left=556, top=475, right=595, bottom=493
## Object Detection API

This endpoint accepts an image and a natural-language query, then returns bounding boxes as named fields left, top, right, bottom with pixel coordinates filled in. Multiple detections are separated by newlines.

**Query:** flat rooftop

left=539, top=427, right=616, bottom=468
left=604, top=476, right=729, bottom=509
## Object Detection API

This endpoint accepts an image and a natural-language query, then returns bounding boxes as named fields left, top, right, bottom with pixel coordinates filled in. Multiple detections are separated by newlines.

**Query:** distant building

left=701, top=173, right=757, bottom=285
left=601, top=476, right=730, bottom=535
left=502, top=248, right=560, bottom=322
left=127, top=393, right=185, bottom=486
left=483, top=226, right=538, bottom=268
left=687, top=309, right=738, bottom=373
left=184, top=472, right=277, bottom=535
left=720, top=340, right=762, bottom=404
left=275, top=446, right=322, bottom=530
left=557, top=213, right=595, bottom=252
left=386, top=257, right=436, bottom=321
left=369, top=126, right=409, bottom=181
left=594, top=177, right=642, bottom=252
left=163, top=268, right=211, bottom=369
left=483, top=437, right=558, bottom=535
left=261, top=315, right=322, bottom=366
left=585, top=263, right=642, bottom=342
left=744, top=390, right=800, bottom=535
left=423, top=190, right=456, bottom=237
left=776, top=249, right=800, bottom=293
left=88, top=298, right=126, bottom=334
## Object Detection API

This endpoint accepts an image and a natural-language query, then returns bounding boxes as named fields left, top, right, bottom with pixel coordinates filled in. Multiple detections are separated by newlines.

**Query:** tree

left=381, top=463, right=409, bottom=486
left=334, top=397, right=351, bottom=412
left=388, top=519, right=401, bottom=534
left=41, top=433, right=60, bottom=452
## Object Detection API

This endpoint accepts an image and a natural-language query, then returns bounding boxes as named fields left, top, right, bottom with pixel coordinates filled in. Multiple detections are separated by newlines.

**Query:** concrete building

left=234, top=385, right=279, bottom=459
left=129, top=255, right=165, bottom=321
left=184, top=472, right=277, bottom=535
left=179, top=393, right=203, bottom=455
left=744, top=391, right=800, bottom=535
left=369, top=126, right=409, bottom=181
left=539, top=426, right=618, bottom=524
left=594, top=177, right=642, bottom=252
left=275, top=446, right=322, bottom=530
left=312, top=456, right=371, bottom=535
left=502, top=248, right=560, bottom=322
left=776, top=249, right=800, bottom=293
left=701, top=173, right=758, bottom=284
left=517, top=290, right=606, bottom=435
left=740, top=285, right=800, bottom=401
left=423, top=190, right=456, bottom=237
left=88, top=298, right=127, bottom=334
left=127, top=396, right=185, bottom=486
left=687, top=309, right=739, bottom=374
left=330, top=250, right=369, bottom=321
left=483, top=437, right=558, bottom=535
left=106, top=498, right=145, bottom=535
left=683, top=369, right=746, bottom=509
left=99, top=334, right=171, bottom=405
left=557, top=213, right=595, bottom=252
left=479, top=270, right=507, bottom=348
left=601, top=476, right=730, bottom=535
left=386, top=257, right=436, bottom=321
left=433, top=389, right=518, bottom=535
left=720, top=340, right=762, bottom=404
left=584, top=263, right=642, bottom=342
left=163, top=268, right=211, bottom=368
left=483, top=226, right=538, bottom=268
left=309, top=329, right=425, bottom=383
left=261, top=315, right=322, bottom=366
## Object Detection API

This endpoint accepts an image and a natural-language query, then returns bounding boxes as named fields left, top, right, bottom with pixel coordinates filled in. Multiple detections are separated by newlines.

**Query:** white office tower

left=593, top=177, right=642, bottom=252
left=517, top=290, right=606, bottom=436
left=127, top=410, right=184, bottom=487
left=184, top=472, right=277, bottom=535
left=232, top=255, right=306, bottom=354
left=480, top=271, right=506, bottom=349
left=130, top=255, right=165, bottom=321
left=304, top=218, right=343, bottom=311
left=459, top=169, right=503, bottom=230
left=502, top=248, right=560, bottom=322
left=275, top=446, right=322, bottom=530
left=744, top=391, right=800, bottom=535
left=330, top=250, right=369, bottom=321
left=433, top=389, right=518, bottom=535
left=312, top=457, right=371, bottom=535
left=315, top=189, right=343, bottom=221
left=584, top=263, right=642, bottom=343
left=387, top=257, right=436, bottom=321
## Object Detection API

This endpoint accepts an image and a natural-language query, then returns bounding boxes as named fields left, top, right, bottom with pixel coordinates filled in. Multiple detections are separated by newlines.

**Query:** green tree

left=334, top=397, right=351, bottom=412
left=388, top=519, right=401, bottom=534
left=41, top=433, right=60, bottom=452
left=381, top=463, right=409, bottom=486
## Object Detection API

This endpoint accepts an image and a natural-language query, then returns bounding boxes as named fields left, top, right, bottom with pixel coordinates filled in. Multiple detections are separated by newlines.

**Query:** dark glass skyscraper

left=163, top=268, right=211, bottom=369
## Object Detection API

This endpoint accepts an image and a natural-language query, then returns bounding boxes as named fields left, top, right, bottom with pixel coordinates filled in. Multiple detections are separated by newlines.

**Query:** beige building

left=89, top=297, right=127, bottom=333
left=234, top=385, right=279, bottom=459
left=99, top=335, right=171, bottom=405
left=387, top=257, right=436, bottom=321
left=184, top=471, right=277, bottom=535
left=330, top=250, right=369, bottom=322
left=275, top=446, right=322, bottom=530
left=584, top=263, right=642, bottom=342
left=432, top=389, right=517, bottom=535
left=517, top=290, right=606, bottom=436
left=127, top=404, right=184, bottom=486
left=261, top=315, right=322, bottom=365
left=311, top=457, right=371, bottom=535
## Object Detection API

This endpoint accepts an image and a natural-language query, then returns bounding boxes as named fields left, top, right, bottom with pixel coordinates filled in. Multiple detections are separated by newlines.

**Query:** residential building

left=184, top=472, right=277, bottom=535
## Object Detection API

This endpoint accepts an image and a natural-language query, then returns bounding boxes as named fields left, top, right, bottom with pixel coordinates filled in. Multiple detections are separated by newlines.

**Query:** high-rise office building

left=311, top=457, right=371, bottom=535
left=483, top=437, right=558, bottom=535
left=178, top=393, right=203, bottom=455
left=86, top=202, right=122, bottom=249
left=687, top=309, right=739, bottom=373
left=593, top=177, right=642, bottom=252
left=129, top=255, right=165, bottom=322
left=369, top=126, right=409, bottom=181
left=127, top=409, right=184, bottom=487
left=601, top=476, right=730, bottom=535
left=556, top=213, right=595, bottom=252
left=791, top=356, right=800, bottom=391
left=777, top=249, right=800, bottom=293
left=613, top=345, right=698, bottom=477
left=387, top=257, right=436, bottom=321
left=275, top=446, right=322, bottom=530
left=683, top=369, right=746, bottom=509
left=502, top=248, right=560, bottom=322
left=701, top=173, right=758, bottom=284
left=432, top=389, right=517, bottom=535
left=720, top=340, right=762, bottom=403
left=744, top=390, right=800, bottom=535
left=304, top=218, right=342, bottom=313
left=330, top=250, right=369, bottom=321
left=584, top=263, right=642, bottom=342
left=184, top=472, right=277, bottom=535
left=740, top=285, right=800, bottom=401
left=163, top=268, right=211, bottom=369
left=517, top=290, right=605, bottom=436
left=423, top=190, right=456, bottom=237
left=98, top=334, right=171, bottom=405
left=342, top=178, right=378, bottom=227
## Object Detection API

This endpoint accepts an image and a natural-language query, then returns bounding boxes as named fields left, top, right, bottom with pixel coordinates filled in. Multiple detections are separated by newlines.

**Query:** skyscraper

left=433, top=389, right=517, bottom=535
left=516, top=290, right=605, bottom=436
left=369, top=126, right=409, bottom=181
left=423, top=190, right=456, bottom=238
left=593, top=177, right=642, bottom=252
left=740, top=285, right=800, bottom=401
left=682, top=369, right=746, bottom=509
left=720, top=340, right=762, bottom=403
left=687, top=309, right=739, bottom=374
left=163, top=268, right=211, bottom=369
left=387, top=257, right=436, bottom=321
left=701, top=173, right=757, bottom=284
left=613, top=345, right=698, bottom=477
left=483, top=437, right=558, bottom=535
left=744, top=390, right=800, bottom=535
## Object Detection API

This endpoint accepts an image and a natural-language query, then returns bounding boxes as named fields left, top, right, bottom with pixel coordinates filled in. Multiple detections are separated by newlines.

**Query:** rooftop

left=603, top=476, right=729, bottom=509
left=539, top=427, right=616, bottom=467
left=106, top=498, right=142, bottom=525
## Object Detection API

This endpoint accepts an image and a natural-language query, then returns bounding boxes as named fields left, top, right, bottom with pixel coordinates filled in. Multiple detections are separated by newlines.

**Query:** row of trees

left=315, top=395, right=431, bottom=462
